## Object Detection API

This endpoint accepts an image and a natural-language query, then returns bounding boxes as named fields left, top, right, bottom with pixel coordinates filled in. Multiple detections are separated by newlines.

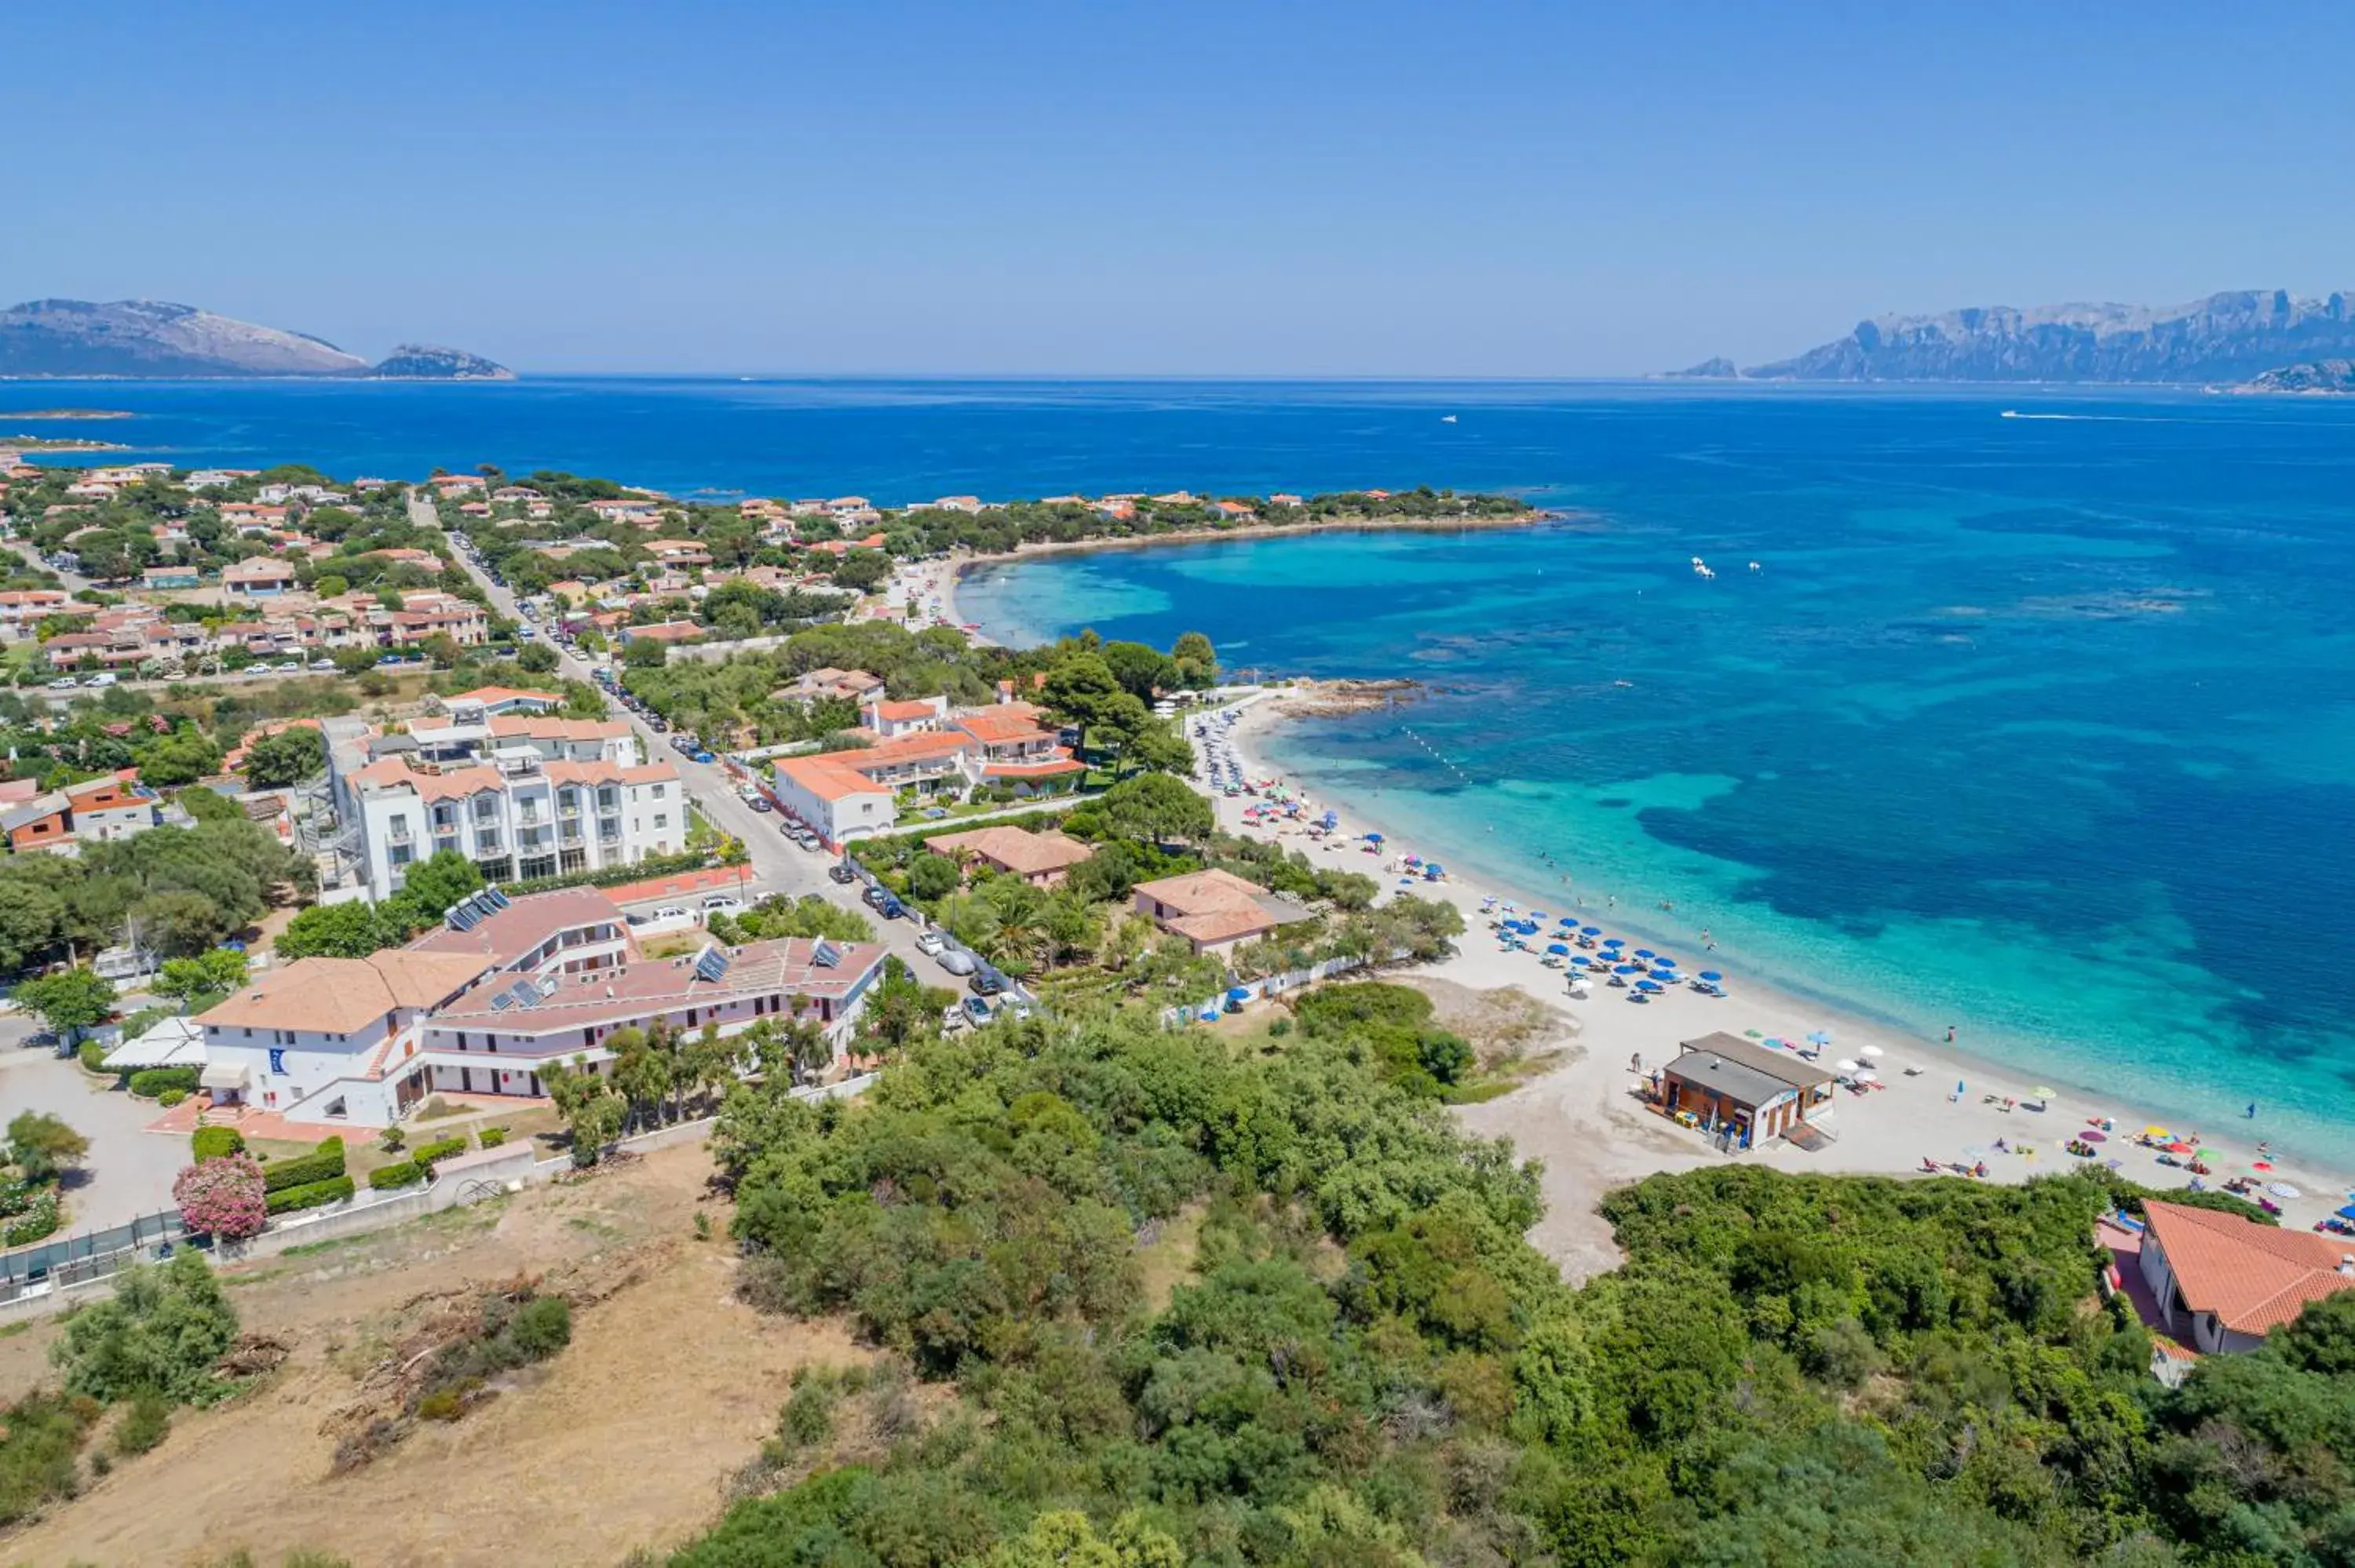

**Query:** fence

left=0, top=1208, right=187, bottom=1303
left=1163, top=952, right=1395, bottom=1028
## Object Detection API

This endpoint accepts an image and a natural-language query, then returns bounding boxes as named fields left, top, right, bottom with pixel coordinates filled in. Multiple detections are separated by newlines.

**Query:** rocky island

left=2235, top=359, right=2355, bottom=395
left=0, top=298, right=511, bottom=380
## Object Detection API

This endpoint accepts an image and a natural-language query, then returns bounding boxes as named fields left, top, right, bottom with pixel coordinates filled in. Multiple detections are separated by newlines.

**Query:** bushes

left=265, top=1176, right=354, bottom=1216
left=174, top=1154, right=266, bottom=1241
left=478, top=1126, right=508, bottom=1148
left=112, top=1391, right=171, bottom=1457
left=2, top=1191, right=60, bottom=1247
left=76, top=1038, right=109, bottom=1074
left=129, top=1066, right=200, bottom=1099
left=52, top=1250, right=240, bottom=1406
left=368, top=1161, right=425, bottom=1191
left=0, top=1390, right=97, bottom=1526
left=410, top=1136, right=468, bottom=1169
left=407, top=1292, right=572, bottom=1420
left=157, top=1088, right=187, bottom=1107
left=261, top=1137, right=345, bottom=1193
left=191, top=1126, right=246, bottom=1161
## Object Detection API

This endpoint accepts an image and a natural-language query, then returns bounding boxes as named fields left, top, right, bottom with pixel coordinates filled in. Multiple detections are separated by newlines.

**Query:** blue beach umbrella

left=1612, top=963, right=1641, bottom=975
left=1806, top=1030, right=1832, bottom=1046
left=1655, top=955, right=1677, bottom=968
left=1601, top=937, right=1624, bottom=948
left=1558, top=915, right=1578, bottom=926
left=1581, top=925, right=1602, bottom=936
left=1636, top=980, right=1663, bottom=993
left=1226, top=986, right=1251, bottom=1002
left=1546, top=943, right=1571, bottom=956
left=1634, top=948, right=1656, bottom=961
left=1699, top=971, right=1722, bottom=982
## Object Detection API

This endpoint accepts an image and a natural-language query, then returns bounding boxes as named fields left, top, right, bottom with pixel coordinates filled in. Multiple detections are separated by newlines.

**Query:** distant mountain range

left=0, top=299, right=513, bottom=380
left=1675, top=289, right=2355, bottom=384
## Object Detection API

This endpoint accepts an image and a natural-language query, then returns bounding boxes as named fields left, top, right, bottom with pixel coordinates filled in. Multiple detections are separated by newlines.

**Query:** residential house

left=775, top=667, right=886, bottom=706
left=645, top=538, right=714, bottom=568
left=2137, top=1200, right=2355, bottom=1355
left=1130, top=869, right=1314, bottom=956
left=926, top=825, right=1094, bottom=888
left=947, top=703, right=1086, bottom=789
left=0, top=589, right=73, bottom=642
left=770, top=699, right=1087, bottom=846
left=618, top=620, right=703, bottom=648
left=863, top=695, right=947, bottom=738
left=0, top=769, right=160, bottom=854
left=141, top=565, right=202, bottom=590
left=221, top=558, right=299, bottom=597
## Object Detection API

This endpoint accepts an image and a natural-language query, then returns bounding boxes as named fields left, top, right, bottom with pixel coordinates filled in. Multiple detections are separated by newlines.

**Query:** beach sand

left=1194, top=687, right=2355, bottom=1282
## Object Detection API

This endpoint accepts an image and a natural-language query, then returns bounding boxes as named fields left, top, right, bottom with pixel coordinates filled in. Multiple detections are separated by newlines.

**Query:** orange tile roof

left=927, top=826, right=1094, bottom=877
left=872, top=699, right=940, bottom=722
left=450, top=685, right=563, bottom=707
left=2145, top=1200, right=2355, bottom=1336
left=202, top=951, right=491, bottom=1035
left=951, top=707, right=1054, bottom=744
left=774, top=754, right=893, bottom=803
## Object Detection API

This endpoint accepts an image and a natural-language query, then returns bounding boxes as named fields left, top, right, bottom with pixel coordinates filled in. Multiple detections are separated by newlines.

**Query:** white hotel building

left=195, top=885, right=886, bottom=1126
left=327, top=690, right=688, bottom=900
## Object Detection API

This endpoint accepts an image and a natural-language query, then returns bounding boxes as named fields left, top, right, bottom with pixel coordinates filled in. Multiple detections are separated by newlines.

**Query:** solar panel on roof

left=490, top=990, right=515, bottom=1010
left=693, top=946, right=732, bottom=984
left=484, top=887, right=512, bottom=911
left=811, top=939, right=840, bottom=969
left=499, top=979, right=542, bottom=1011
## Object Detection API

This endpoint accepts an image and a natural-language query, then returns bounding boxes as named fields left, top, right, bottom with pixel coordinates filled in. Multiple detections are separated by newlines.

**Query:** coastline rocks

left=1282, top=678, right=1422, bottom=717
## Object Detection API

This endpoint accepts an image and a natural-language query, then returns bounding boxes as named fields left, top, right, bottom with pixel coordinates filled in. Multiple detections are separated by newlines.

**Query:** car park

left=915, top=931, right=944, bottom=957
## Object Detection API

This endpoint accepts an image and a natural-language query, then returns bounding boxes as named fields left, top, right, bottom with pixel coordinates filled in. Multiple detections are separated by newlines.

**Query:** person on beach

left=2246, top=1102, right=2258, bottom=1119
left=1946, top=1026, right=1956, bottom=1043
left=1629, top=1052, right=1641, bottom=1074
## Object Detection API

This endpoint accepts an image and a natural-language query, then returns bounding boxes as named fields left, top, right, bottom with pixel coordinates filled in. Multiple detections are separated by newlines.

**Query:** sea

left=14, top=377, right=2355, bottom=1159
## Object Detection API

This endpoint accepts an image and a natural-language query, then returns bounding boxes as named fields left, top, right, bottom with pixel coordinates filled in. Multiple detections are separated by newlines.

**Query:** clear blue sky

left=16, top=2, right=2355, bottom=376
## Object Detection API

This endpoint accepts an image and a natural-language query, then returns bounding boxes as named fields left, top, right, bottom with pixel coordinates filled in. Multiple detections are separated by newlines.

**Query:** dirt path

left=1, top=1143, right=868, bottom=1568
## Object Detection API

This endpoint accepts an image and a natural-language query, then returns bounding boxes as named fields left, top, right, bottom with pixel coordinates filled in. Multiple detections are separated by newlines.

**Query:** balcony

left=560, top=821, right=583, bottom=844
left=386, top=822, right=414, bottom=845
left=474, top=834, right=503, bottom=855
left=558, top=799, right=582, bottom=819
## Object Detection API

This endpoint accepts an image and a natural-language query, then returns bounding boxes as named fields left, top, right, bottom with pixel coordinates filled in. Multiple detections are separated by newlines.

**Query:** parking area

left=0, top=1025, right=189, bottom=1235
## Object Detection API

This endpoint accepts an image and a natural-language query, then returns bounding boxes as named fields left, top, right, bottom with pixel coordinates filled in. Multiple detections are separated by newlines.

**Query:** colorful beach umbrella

left=1546, top=943, right=1571, bottom=956
left=2270, top=1183, right=2303, bottom=1200
left=2080, top=1129, right=2108, bottom=1143
left=1806, top=1030, right=1832, bottom=1046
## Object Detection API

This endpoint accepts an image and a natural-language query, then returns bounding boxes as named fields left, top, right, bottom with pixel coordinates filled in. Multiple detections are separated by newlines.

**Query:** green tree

left=1171, top=629, right=1217, bottom=685
left=155, top=948, right=249, bottom=1005
left=1097, top=771, right=1213, bottom=848
left=7, top=1111, right=89, bottom=1183
left=1040, top=651, right=1129, bottom=736
left=905, top=852, right=962, bottom=902
left=242, top=726, right=326, bottom=788
left=275, top=900, right=395, bottom=961
left=133, top=727, right=225, bottom=789
left=398, top=850, right=486, bottom=919
left=13, top=967, right=117, bottom=1041
left=828, top=549, right=893, bottom=593
left=1121, top=721, right=1194, bottom=777
left=515, top=641, right=560, bottom=674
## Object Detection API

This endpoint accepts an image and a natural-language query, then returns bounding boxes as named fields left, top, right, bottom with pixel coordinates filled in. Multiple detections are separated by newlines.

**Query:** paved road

left=0, top=1025, right=188, bottom=1235
left=410, top=494, right=956, bottom=986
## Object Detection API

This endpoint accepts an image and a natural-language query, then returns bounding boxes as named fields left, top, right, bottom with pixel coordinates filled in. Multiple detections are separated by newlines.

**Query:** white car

left=700, top=895, right=747, bottom=915
left=82, top=673, right=116, bottom=687
left=274, top=660, right=303, bottom=673
left=309, top=658, right=336, bottom=672
left=915, top=931, right=944, bottom=957
left=46, top=677, right=76, bottom=691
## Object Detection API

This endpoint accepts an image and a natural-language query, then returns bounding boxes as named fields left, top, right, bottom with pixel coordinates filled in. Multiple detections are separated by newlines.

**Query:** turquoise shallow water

left=958, top=389, right=2355, bottom=1164
left=15, top=374, right=2355, bottom=1158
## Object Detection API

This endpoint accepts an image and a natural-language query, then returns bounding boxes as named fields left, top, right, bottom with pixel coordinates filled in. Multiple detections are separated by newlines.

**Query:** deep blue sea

left=13, top=377, right=2355, bottom=1158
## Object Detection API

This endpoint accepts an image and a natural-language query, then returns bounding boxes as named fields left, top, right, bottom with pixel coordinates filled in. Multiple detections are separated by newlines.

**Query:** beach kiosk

left=1658, top=1031, right=1838, bottom=1147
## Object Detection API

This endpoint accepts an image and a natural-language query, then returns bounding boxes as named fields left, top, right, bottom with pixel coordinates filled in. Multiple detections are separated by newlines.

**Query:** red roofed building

left=2139, top=1199, right=2355, bottom=1354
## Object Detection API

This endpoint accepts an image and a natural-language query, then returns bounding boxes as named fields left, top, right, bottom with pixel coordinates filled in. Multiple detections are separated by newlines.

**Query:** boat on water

left=1440, top=414, right=1458, bottom=423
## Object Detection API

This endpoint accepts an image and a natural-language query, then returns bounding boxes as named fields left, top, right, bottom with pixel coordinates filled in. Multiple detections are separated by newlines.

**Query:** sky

left=14, top=1, right=2355, bottom=376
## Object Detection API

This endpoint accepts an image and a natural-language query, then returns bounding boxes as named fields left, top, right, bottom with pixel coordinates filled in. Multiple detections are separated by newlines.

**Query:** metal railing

left=1, top=1209, right=189, bottom=1303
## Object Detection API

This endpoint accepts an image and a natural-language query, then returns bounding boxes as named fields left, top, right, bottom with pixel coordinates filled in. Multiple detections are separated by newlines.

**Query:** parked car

left=46, top=677, right=76, bottom=691
left=701, top=895, right=746, bottom=915
left=941, top=1004, right=968, bottom=1032
left=915, top=931, right=944, bottom=957
left=969, top=969, right=1005, bottom=997
left=636, top=905, right=692, bottom=924
left=827, top=862, right=856, bottom=884
left=309, top=658, right=336, bottom=671
left=82, top=673, right=116, bottom=687
left=747, top=797, right=772, bottom=812
left=689, top=750, right=717, bottom=764
left=275, top=661, right=304, bottom=673
left=937, top=948, right=978, bottom=978
left=961, top=995, right=994, bottom=1027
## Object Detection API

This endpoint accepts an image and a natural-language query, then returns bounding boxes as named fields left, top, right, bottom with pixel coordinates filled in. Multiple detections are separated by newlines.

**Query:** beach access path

left=1189, top=687, right=2355, bottom=1282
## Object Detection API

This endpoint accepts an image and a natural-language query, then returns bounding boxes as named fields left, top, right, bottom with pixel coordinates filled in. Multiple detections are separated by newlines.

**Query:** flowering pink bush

left=173, top=1152, right=266, bottom=1240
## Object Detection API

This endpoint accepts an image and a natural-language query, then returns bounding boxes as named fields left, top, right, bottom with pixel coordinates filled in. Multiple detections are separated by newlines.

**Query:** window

left=654, top=813, right=668, bottom=828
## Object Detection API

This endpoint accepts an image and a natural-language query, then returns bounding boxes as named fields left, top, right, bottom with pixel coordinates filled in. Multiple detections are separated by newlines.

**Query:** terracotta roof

left=951, top=707, right=1055, bottom=744
left=774, top=753, right=893, bottom=803
left=1134, top=868, right=1272, bottom=916
left=1168, top=907, right=1281, bottom=944
left=428, top=936, right=885, bottom=1034
left=449, top=685, right=563, bottom=707
left=871, top=699, right=940, bottom=722
left=201, top=951, right=491, bottom=1035
left=927, top=826, right=1094, bottom=877
left=349, top=758, right=507, bottom=804
left=406, top=886, right=627, bottom=968
left=2145, top=1200, right=2355, bottom=1336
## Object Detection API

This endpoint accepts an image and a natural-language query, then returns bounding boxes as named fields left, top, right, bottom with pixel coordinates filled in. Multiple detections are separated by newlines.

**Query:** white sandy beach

left=1192, top=687, right=2355, bottom=1281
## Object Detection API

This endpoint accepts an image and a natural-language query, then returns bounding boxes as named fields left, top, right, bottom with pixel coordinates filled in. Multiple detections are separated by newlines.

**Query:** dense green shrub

left=0, top=1390, right=97, bottom=1526
left=477, top=1126, right=508, bottom=1148
left=128, top=1066, right=200, bottom=1099
left=410, top=1136, right=467, bottom=1168
left=367, top=1160, right=424, bottom=1191
left=111, top=1391, right=170, bottom=1457
left=76, top=1038, right=109, bottom=1074
left=51, top=1250, right=239, bottom=1406
left=2, top=1191, right=60, bottom=1247
left=260, top=1137, right=345, bottom=1194
left=264, top=1175, right=354, bottom=1216
left=190, top=1126, right=246, bottom=1161
left=156, top=1088, right=187, bottom=1107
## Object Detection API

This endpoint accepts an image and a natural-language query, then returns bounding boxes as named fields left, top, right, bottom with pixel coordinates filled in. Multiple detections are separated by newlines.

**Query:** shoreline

left=1198, top=687, right=2355, bottom=1280
left=940, top=510, right=1554, bottom=633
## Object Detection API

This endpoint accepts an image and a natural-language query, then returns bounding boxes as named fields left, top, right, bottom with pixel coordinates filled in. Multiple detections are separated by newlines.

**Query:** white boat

left=1440, top=414, right=1458, bottom=424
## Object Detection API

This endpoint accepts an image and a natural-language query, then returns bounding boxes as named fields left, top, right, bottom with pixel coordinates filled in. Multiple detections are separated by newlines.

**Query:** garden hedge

left=264, top=1175, right=354, bottom=1216
left=411, top=1136, right=468, bottom=1168
left=129, top=1067, right=201, bottom=1099
left=191, top=1126, right=246, bottom=1161
left=368, top=1160, right=425, bottom=1191
left=261, top=1136, right=346, bottom=1194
